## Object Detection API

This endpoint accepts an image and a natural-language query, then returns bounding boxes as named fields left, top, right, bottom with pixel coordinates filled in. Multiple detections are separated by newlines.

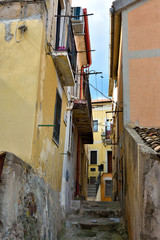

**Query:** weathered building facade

left=88, top=99, right=113, bottom=201
left=0, top=1, right=93, bottom=238
left=109, top=0, right=160, bottom=239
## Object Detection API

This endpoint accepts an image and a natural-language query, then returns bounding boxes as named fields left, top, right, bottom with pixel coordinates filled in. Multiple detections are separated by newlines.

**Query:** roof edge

left=113, top=0, right=142, bottom=13
left=92, top=99, right=112, bottom=104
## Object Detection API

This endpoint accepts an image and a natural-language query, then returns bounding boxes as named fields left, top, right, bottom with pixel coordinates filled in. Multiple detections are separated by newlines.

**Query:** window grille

left=53, top=90, right=62, bottom=145
left=105, top=180, right=113, bottom=197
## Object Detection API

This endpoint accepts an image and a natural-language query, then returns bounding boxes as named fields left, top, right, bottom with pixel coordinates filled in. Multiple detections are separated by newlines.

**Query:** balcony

left=52, top=19, right=77, bottom=86
left=101, top=124, right=113, bottom=146
left=73, top=76, right=93, bottom=144
left=106, top=125, right=113, bottom=140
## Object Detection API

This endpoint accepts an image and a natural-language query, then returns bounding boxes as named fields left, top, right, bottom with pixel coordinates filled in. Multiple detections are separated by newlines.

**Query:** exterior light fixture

left=101, top=132, right=107, bottom=147
left=101, top=131, right=115, bottom=146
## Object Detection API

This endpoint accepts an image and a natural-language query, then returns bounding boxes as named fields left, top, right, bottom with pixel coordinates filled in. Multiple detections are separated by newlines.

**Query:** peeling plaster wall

left=0, top=153, right=64, bottom=240
left=0, top=0, right=71, bottom=191
left=124, top=127, right=160, bottom=240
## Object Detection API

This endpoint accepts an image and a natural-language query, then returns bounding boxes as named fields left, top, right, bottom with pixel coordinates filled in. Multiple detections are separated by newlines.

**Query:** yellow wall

left=88, top=101, right=112, bottom=180
left=29, top=22, right=68, bottom=191
left=0, top=18, right=68, bottom=191
left=0, top=19, right=43, bottom=162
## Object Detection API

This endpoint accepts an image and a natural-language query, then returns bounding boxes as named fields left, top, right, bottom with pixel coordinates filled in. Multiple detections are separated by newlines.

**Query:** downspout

left=110, top=6, right=114, bottom=82
left=76, top=135, right=80, bottom=197
left=76, top=8, right=92, bottom=196
left=80, top=8, right=92, bottom=99
left=109, top=6, right=114, bottom=97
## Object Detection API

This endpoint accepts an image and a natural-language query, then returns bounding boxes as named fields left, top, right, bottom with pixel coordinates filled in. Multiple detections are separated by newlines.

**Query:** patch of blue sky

left=72, top=0, right=113, bottom=100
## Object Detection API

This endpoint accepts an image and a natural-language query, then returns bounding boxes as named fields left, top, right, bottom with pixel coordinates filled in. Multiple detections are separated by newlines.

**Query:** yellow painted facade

left=0, top=19, right=43, bottom=163
left=0, top=18, right=68, bottom=191
left=88, top=100, right=112, bottom=181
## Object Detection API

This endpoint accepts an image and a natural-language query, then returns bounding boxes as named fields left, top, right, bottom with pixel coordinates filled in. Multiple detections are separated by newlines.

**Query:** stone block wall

left=124, top=127, right=160, bottom=240
left=0, top=152, right=64, bottom=240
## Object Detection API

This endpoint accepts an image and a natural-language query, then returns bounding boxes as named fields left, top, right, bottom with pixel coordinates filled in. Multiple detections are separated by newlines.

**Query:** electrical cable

left=46, top=41, right=123, bottom=111
left=83, top=79, right=123, bottom=111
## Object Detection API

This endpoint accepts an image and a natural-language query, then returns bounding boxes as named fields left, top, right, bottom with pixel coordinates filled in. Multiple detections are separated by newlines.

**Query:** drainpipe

left=80, top=8, right=92, bottom=99
left=76, top=134, right=80, bottom=196
left=76, top=8, right=92, bottom=196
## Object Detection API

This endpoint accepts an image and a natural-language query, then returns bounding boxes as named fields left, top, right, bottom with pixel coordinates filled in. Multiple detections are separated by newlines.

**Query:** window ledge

left=52, top=138, right=59, bottom=147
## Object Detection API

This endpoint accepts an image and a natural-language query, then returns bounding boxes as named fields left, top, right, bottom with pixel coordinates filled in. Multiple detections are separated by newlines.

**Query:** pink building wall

left=123, top=0, right=160, bottom=127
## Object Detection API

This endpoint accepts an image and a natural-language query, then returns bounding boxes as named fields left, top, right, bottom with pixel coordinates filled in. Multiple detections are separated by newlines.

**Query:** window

left=90, top=150, right=97, bottom=164
left=53, top=90, right=62, bottom=145
left=55, top=0, right=65, bottom=50
left=93, top=120, right=98, bottom=132
left=90, top=168, right=96, bottom=172
left=55, top=0, right=62, bottom=49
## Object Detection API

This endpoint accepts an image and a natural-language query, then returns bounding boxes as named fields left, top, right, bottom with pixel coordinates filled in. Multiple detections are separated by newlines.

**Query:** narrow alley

left=60, top=201, right=128, bottom=240
left=1, top=0, right=160, bottom=239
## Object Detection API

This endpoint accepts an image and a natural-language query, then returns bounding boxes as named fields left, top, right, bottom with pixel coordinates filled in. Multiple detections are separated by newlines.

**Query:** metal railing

left=96, top=172, right=101, bottom=194
left=67, top=19, right=77, bottom=74
left=83, top=74, right=92, bottom=121
left=55, top=19, right=77, bottom=75
left=105, top=123, right=113, bottom=139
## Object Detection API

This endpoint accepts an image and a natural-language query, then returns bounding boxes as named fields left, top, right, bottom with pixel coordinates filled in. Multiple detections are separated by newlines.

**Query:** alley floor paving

left=60, top=201, right=128, bottom=240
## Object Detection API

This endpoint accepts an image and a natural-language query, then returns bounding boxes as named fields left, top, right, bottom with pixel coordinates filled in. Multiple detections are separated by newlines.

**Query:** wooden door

left=108, top=151, right=112, bottom=173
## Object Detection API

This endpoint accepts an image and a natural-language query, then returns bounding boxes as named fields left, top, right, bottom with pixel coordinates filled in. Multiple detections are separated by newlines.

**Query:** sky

left=72, top=0, right=113, bottom=100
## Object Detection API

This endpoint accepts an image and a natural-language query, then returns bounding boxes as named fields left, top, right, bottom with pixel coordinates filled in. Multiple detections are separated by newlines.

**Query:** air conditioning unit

left=71, top=7, right=84, bottom=35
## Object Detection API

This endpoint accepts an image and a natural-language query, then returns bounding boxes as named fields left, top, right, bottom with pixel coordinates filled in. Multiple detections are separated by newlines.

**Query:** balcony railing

left=105, top=124, right=113, bottom=139
left=72, top=74, right=93, bottom=144
left=83, top=74, right=92, bottom=121
left=55, top=19, right=77, bottom=75
left=67, top=19, right=77, bottom=75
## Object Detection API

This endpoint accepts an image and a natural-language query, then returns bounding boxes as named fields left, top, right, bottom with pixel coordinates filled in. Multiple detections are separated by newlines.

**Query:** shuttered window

left=53, top=90, right=62, bottom=145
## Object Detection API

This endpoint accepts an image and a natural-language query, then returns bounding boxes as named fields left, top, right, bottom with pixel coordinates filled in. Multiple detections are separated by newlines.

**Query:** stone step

left=61, top=215, right=128, bottom=240
left=87, top=195, right=96, bottom=198
left=87, top=192, right=96, bottom=196
left=87, top=188, right=96, bottom=192
left=88, top=185, right=96, bottom=188
left=80, top=201, right=122, bottom=218
left=87, top=189, right=96, bottom=192
left=87, top=197, right=96, bottom=201
left=87, top=188, right=96, bottom=191
left=87, top=192, right=96, bottom=195
left=59, top=201, right=128, bottom=240
left=67, top=215, right=123, bottom=230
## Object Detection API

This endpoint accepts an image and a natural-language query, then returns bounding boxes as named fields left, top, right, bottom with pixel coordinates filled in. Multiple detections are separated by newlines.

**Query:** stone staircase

left=87, top=184, right=97, bottom=199
left=59, top=201, right=128, bottom=240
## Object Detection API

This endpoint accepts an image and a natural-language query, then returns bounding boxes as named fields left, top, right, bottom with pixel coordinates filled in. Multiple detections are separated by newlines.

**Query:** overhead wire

left=83, top=79, right=123, bottom=111
left=45, top=33, right=123, bottom=111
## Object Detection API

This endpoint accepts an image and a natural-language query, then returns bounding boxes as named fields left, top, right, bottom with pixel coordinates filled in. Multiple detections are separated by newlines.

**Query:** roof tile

left=134, top=127, right=160, bottom=156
